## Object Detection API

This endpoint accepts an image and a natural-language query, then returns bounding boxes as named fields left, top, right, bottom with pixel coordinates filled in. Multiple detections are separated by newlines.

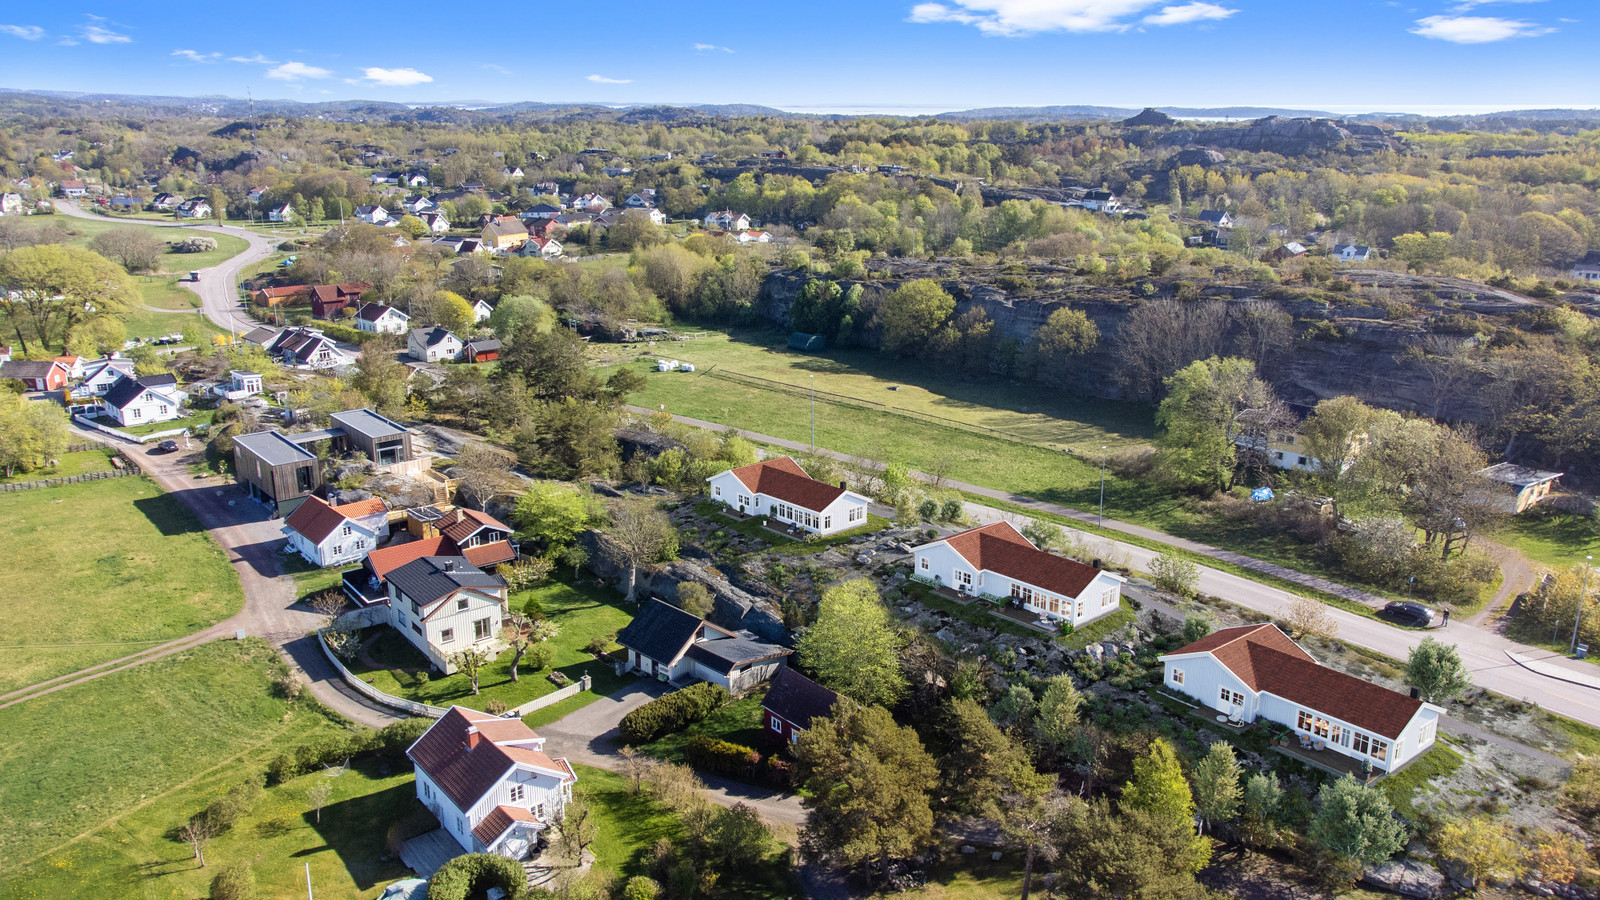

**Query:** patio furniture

left=1215, top=714, right=1229, bottom=723
left=1298, top=734, right=1311, bottom=748
left=1313, top=739, right=1326, bottom=752
left=1227, top=715, right=1242, bottom=726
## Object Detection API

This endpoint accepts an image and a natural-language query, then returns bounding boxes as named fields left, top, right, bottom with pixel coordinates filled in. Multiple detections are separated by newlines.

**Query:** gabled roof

left=465, top=338, right=501, bottom=354
left=252, top=284, right=310, bottom=299
left=723, top=457, right=848, bottom=513
left=101, top=374, right=177, bottom=411
left=462, top=540, right=516, bottom=570
left=1475, top=462, right=1561, bottom=489
left=1162, top=623, right=1424, bottom=739
left=1, top=359, right=66, bottom=380
left=762, top=667, right=838, bottom=730
left=931, top=522, right=1106, bottom=600
left=365, top=536, right=454, bottom=581
left=356, top=302, right=408, bottom=324
left=407, top=707, right=574, bottom=812
left=1198, top=210, right=1231, bottom=223
left=387, top=556, right=503, bottom=605
left=284, top=495, right=388, bottom=545
left=482, top=216, right=528, bottom=238
left=438, top=507, right=512, bottom=545
left=241, top=326, right=279, bottom=345
left=411, top=327, right=458, bottom=348
left=615, top=598, right=732, bottom=665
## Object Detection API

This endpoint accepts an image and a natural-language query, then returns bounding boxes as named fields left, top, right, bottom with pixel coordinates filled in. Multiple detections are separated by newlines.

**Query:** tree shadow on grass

left=301, top=766, right=416, bottom=893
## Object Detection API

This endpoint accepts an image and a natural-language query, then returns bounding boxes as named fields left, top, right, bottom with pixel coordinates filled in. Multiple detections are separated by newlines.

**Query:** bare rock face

left=1122, top=107, right=1175, bottom=127
left=1170, top=148, right=1226, bottom=168
left=1159, top=117, right=1405, bottom=156
left=365, top=473, right=438, bottom=509
left=1360, top=859, right=1445, bottom=899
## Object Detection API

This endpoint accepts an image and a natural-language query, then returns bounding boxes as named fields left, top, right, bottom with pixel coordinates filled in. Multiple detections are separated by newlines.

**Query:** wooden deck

left=1183, top=702, right=1255, bottom=734
left=930, top=585, right=981, bottom=606
left=988, top=604, right=1062, bottom=635
left=1272, top=740, right=1384, bottom=783
left=399, top=828, right=467, bottom=878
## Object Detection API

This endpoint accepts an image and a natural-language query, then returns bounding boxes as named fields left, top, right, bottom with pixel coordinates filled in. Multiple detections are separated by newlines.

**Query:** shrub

left=204, top=774, right=265, bottom=835
left=427, top=853, right=527, bottom=900
left=209, top=863, right=257, bottom=900
left=175, top=236, right=218, bottom=253
left=584, top=633, right=615, bottom=657
left=686, top=735, right=762, bottom=778
left=622, top=876, right=662, bottom=900
left=940, top=498, right=964, bottom=522
left=918, top=498, right=939, bottom=521
left=485, top=699, right=508, bottom=715
left=619, top=682, right=730, bottom=745
left=1149, top=553, right=1200, bottom=598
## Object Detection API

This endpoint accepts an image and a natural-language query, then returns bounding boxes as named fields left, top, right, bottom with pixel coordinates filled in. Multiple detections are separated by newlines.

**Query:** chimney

left=1409, top=687, right=1420, bottom=700
left=443, top=560, right=455, bottom=572
left=466, top=725, right=479, bottom=750
left=840, top=481, right=848, bottom=490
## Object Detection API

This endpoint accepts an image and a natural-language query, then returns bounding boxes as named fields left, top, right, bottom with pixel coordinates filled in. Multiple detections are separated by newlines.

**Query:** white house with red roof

left=911, top=522, right=1125, bottom=629
left=1159, top=623, right=1442, bottom=773
left=282, top=495, right=391, bottom=567
left=406, top=706, right=577, bottom=861
left=705, top=457, right=870, bottom=536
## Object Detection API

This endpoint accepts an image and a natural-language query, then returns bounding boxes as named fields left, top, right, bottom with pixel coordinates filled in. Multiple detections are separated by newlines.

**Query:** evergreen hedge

left=427, top=853, right=527, bottom=900
left=618, top=682, right=729, bottom=745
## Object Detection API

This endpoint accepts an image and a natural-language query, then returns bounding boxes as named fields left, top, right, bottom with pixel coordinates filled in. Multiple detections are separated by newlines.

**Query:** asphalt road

left=631, top=406, right=1600, bottom=731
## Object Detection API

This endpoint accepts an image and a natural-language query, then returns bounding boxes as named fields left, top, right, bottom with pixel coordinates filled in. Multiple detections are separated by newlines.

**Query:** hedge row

left=619, top=682, right=729, bottom=745
left=266, top=717, right=431, bottom=785
left=428, top=853, right=528, bottom=900
left=684, top=735, right=793, bottom=788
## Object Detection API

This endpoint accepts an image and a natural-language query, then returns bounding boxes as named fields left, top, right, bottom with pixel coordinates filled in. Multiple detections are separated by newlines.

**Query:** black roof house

left=762, top=667, right=839, bottom=731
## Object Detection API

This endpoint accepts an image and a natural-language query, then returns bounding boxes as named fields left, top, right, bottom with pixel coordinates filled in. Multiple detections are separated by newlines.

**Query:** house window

left=342, top=525, right=353, bottom=536
left=1297, top=456, right=1308, bottom=466
left=955, top=571, right=972, bottom=588
left=1351, top=732, right=1370, bottom=755
left=411, top=600, right=421, bottom=616
left=1297, top=710, right=1314, bottom=731
left=473, top=617, right=492, bottom=641
left=1313, top=717, right=1331, bottom=738
left=423, top=782, right=432, bottom=800
left=1274, top=451, right=1284, bottom=461
left=1076, top=600, right=1086, bottom=618
left=1102, top=588, right=1116, bottom=608
left=509, top=783, right=524, bottom=803
left=1419, top=722, right=1435, bottom=746
left=920, top=557, right=929, bottom=571
left=1171, top=668, right=1184, bottom=685
left=411, top=623, right=422, bottom=636
left=714, top=486, right=722, bottom=497
left=440, top=628, right=454, bottom=644
left=1370, top=739, right=1389, bottom=762
left=131, top=408, right=141, bottom=420
left=457, top=597, right=469, bottom=611
left=823, top=516, right=831, bottom=530
left=158, top=405, right=169, bottom=416
left=771, top=716, right=782, bottom=732
left=1219, top=688, right=1243, bottom=707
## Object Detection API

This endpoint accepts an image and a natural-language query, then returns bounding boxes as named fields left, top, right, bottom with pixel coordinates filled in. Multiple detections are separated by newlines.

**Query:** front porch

left=988, top=604, right=1063, bottom=635
left=1271, top=738, right=1386, bottom=783
left=1179, top=699, right=1257, bottom=734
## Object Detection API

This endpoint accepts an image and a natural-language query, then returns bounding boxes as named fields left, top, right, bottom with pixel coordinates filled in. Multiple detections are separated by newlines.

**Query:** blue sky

left=0, top=2, right=1594, bottom=114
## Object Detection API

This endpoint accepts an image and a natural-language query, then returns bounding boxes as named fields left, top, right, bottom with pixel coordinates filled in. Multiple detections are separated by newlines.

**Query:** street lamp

left=1098, top=445, right=1107, bottom=527
left=1572, top=555, right=1593, bottom=656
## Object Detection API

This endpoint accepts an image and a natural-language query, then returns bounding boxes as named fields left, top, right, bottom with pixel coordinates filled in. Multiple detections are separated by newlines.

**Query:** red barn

left=761, top=667, right=838, bottom=745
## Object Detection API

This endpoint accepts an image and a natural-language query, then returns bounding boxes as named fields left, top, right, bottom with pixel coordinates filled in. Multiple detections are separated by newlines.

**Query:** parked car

left=1381, top=601, right=1435, bottom=628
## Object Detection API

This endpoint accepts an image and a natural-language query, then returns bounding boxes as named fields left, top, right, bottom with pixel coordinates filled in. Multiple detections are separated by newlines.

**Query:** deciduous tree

left=877, top=279, right=955, bottom=357
left=1308, top=775, right=1407, bottom=865
left=1188, top=741, right=1242, bottom=835
left=1404, top=637, right=1472, bottom=704
left=795, top=578, right=905, bottom=707
left=605, top=499, right=671, bottom=602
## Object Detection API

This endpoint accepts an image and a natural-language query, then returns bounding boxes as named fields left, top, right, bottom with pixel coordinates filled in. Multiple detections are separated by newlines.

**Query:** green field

left=137, top=274, right=202, bottom=310
left=0, top=476, right=243, bottom=692
left=1492, top=507, right=1600, bottom=571
left=19, top=215, right=248, bottom=274
left=0, top=639, right=368, bottom=900
left=121, top=305, right=228, bottom=342
left=353, top=576, right=634, bottom=720
left=0, top=448, right=114, bottom=484
left=609, top=330, right=1154, bottom=452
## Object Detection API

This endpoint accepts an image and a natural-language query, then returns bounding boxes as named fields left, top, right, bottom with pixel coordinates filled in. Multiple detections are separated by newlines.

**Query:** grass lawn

left=0, top=640, right=372, bottom=900
left=1377, top=740, right=1465, bottom=821
left=639, top=695, right=771, bottom=765
left=352, top=575, right=634, bottom=718
left=137, top=274, right=202, bottom=310
left=1492, top=507, right=1600, bottom=571
left=0, top=476, right=243, bottom=693
left=603, top=328, right=1154, bottom=453
left=0, top=447, right=114, bottom=484
left=0, top=639, right=352, bottom=879
left=122, top=305, right=228, bottom=343
left=92, top=408, right=215, bottom=436
left=18, top=215, right=248, bottom=273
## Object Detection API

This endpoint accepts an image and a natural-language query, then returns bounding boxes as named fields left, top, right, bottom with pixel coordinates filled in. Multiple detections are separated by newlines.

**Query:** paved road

left=628, top=406, right=1600, bottom=731
left=56, top=201, right=277, bottom=336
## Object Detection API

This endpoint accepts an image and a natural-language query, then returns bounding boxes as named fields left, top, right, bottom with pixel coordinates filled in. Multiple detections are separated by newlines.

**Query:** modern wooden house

left=231, top=430, right=325, bottom=516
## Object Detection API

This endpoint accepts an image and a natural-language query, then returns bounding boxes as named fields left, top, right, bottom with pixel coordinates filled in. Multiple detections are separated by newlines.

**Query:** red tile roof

left=1165, top=624, right=1424, bottom=739
left=938, top=522, right=1103, bottom=600
left=462, top=541, right=516, bottom=569
left=365, top=536, right=453, bottom=580
left=473, top=805, right=539, bottom=846
left=728, top=457, right=847, bottom=513
left=439, top=508, right=512, bottom=545
left=283, top=495, right=388, bottom=545
left=407, top=707, right=573, bottom=811
left=254, top=284, right=311, bottom=299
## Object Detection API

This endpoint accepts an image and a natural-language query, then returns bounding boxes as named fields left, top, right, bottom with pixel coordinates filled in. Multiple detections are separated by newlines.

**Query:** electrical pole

left=1572, top=555, right=1593, bottom=656
left=809, top=374, right=815, bottom=452
left=1098, top=445, right=1107, bottom=527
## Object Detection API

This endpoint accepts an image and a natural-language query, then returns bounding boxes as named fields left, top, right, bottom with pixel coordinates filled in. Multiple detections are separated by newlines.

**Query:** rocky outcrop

left=1158, top=117, right=1406, bottom=156
left=1170, top=148, right=1226, bottom=168
left=1361, top=859, right=1445, bottom=899
left=1123, top=108, right=1175, bottom=127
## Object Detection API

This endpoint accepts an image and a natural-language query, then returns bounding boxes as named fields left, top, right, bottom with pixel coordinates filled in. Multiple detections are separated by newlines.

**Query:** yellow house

left=480, top=216, right=528, bottom=252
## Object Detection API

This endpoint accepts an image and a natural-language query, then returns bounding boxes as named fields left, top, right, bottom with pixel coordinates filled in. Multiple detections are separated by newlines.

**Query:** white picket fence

left=72, top=413, right=190, bottom=445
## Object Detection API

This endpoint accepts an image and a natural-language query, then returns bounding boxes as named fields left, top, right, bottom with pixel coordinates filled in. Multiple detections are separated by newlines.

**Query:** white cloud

left=907, top=0, right=1180, bottom=35
left=82, top=24, right=131, bottom=44
left=1142, top=2, right=1235, bottom=25
left=172, top=49, right=220, bottom=63
left=586, top=74, right=632, bottom=84
left=56, top=37, right=78, bottom=46
left=1411, top=14, right=1553, bottom=41
left=229, top=53, right=277, bottom=64
left=1450, top=0, right=1545, bottom=8
left=481, top=63, right=512, bottom=75
left=265, top=61, right=332, bottom=80
left=359, top=66, right=433, bottom=86
left=693, top=42, right=734, bottom=53
left=0, top=24, right=44, bottom=40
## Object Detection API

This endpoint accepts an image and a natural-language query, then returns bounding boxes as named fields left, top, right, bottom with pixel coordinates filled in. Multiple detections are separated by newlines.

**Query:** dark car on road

left=1381, top=601, right=1435, bottom=628
left=153, top=440, right=180, bottom=454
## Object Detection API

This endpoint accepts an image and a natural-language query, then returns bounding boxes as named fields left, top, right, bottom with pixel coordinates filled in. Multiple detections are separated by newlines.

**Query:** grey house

left=329, top=408, right=413, bottom=466
left=232, top=430, right=324, bottom=516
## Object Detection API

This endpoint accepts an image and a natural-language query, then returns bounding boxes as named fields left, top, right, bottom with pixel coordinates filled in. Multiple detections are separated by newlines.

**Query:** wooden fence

left=0, top=450, right=143, bottom=493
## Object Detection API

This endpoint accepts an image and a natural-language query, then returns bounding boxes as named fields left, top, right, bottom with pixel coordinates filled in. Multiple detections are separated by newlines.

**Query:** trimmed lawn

left=0, top=639, right=353, bottom=880
left=121, top=305, right=228, bottom=342
left=0, top=640, right=372, bottom=900
left=1493, top=507, right=1600, bottom=570
left=15, top=215, right=248, bottom=273
left=91, top=408, right=215, bottom=436
left=0, top=447, right=114, bottom=484
left=639, top=695, right=771, bottom=765
left=695, top=499, right=891, bottom=556
left=351, top=576, right=634, bottom=717
left=137, top=274, right=202, bottom=310
left=0, top=476, right=243, bottom=693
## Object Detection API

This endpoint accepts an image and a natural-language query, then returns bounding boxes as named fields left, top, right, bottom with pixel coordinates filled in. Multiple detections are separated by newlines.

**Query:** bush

left=1149, top=553, right=1200, bottom=598
left=584, top=634, right=614, bottom=657
left=209, top=863, right=257, bottom=900
left=940, top=498, right=964, bottom=522
left=619, top=682, right=730, bottom=745
left=316, top=322, right=375, bottom=345
left=175, top=236, right=218, bottom=253
left=205, top=774, right=264, bottom=835
left=427, top=853, right=527, bottom=900
left=485, top=699, right=508, bottom=715
left=622, top=876, right=662, bottom=900
left=686, top=735, right=762, bottom=778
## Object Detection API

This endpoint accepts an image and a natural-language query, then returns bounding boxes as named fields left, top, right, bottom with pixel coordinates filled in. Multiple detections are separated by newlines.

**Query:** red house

left=309, top=282, right=374, bottom=319
left=464, top=338, right=501, bottom=363
left=761, top=667, right=838, bottom=744
left=0, top=359, right=70, bottom=391
left=251, top=284, right=312, bottom=307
